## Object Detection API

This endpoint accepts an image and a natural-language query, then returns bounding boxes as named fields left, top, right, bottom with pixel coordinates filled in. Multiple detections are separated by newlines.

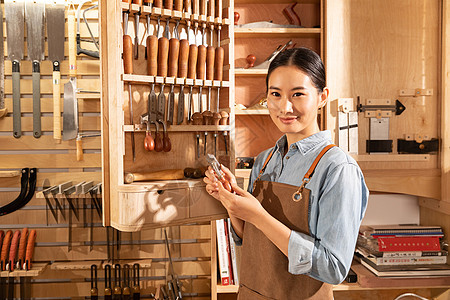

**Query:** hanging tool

left=123, top=2, right=136, bottom=162
left=0, top=230, right=4, bottom=300
left=195, top=25, right=207, bottom=156
left=24, top=229, right=36, bottom=271
left=214, top=17, right=226, bottom=156
left=91, top=264, right=99, bottom=300
left=143, top=0, right=153, bottom=60
left=77, top=1, right=100, bottom=58
left=46, top=0, right=66, bottom=143
left=123, top=264, right=132, bottom=300
left=164, top=229, right=183, bottom=300
left=167, top=20, right=180, bottom=125
left=187, top=19, right=198, bottom=123
left=25, top=0, right=45, bottom=138
left=17, top=227, right=28, bottom=299
left=184, top=0, right=191, bottom=14
left=105, top=264, right=113, bottom=300
left=154, top=0, right=162, bottom=9
left=177, top=23, right=190, bottom=124
left=5, top=0, right=24, bottom=138
left=164, top=0, right=173, bottom=10
left=0, top=6, right=5, bottom=119
left=133, top=0, right=143, bottom=59
left=87, top=183, right=101, bottom=251
left=1, top=230, right=12, bottom=298
left=63, top=184, right=79, bottom=252
left=282, top=2, right=301, bottom=26
left=0, top=168, right=37, bottom=217
left=6, top=230, right=20, bottom=299
left=203, top=24, right=215, bottom=155
left=175, top=0, right=183, bottom=12
left=132, top=263, right=140, bottom=300
left=113, top=264, right=122, bottom=300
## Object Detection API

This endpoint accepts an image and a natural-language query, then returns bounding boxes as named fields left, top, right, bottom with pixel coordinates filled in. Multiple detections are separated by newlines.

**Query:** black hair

left=266, top=47, right=326, bottom=93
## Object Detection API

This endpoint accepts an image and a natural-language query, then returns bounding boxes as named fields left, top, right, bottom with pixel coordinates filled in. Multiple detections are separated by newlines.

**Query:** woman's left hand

left=213, top=166, right=266, bottom=225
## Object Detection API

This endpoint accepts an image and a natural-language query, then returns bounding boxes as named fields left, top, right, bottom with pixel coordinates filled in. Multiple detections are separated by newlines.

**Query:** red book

left=223, top=219, right=235, bottom=285
left=377, top=236, right=441, bottom=252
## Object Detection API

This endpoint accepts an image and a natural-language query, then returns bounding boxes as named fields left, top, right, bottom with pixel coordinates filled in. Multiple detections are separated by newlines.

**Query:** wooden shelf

left=235, top=0, right=319, bottom=3
left=124, top=124, right=232, bottom=132
left=352, top=154, right=432, bottom=162
left=234, top=28, right=321, bottom=38
left=217, top=284, right=239, bottom=293
left=77, top=93, right=100, bottom=99
left=235, top=68, right=268, bottom=76
left=235, top=108, right=269, bottom=115
left=0, top=263, right=48, bottom=277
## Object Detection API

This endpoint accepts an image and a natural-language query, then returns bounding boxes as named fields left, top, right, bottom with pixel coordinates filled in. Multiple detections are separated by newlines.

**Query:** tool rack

left=100, top=0, right=235, bottom=231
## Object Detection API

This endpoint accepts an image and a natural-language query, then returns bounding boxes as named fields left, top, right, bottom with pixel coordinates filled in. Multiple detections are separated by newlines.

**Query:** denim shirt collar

left=273, top=131, right=332, bottom=156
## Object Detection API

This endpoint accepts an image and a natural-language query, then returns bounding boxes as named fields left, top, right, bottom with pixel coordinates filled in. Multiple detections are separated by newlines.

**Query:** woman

left=205, top=47, right=368, bottom=299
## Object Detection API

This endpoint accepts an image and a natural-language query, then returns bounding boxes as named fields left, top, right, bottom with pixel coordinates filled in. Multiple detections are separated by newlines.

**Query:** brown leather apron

left=238, top=144, right=336, bottom=300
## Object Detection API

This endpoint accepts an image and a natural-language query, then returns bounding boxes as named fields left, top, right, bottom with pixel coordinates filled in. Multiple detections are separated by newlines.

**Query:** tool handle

left=125, top=169, right=185, bottom=183
left=213, top=112, right=221, bottom=125
left=8, top=230, right=20, bottom=271
left=144, top=130, right=155, bottom=151
left=164, top=0, right=173, bottom=10
left=214, top=46, right=224, bottom=81
left=25, top=229, right=36, bottom=270
left=184, top=0, right=191, bottom=14
left=76, top=136, right=83, bottom=161
left=178, top=39, right=190, bottom=78
left=123, top=0, right=132, bottom=3
left=158, top=37, right=169, bottom=77
left=0, top=231, right=4, bottom=255
left=187, top=44, right=198, bottom=79
left=216, top=0, right=222, bottom=20
left=168, top=38, right=180, bottom=77
left=154, top=0, right=163, bottom=8
left=220, top=178, right=233, bottom=193
left=192, top=112, right=203, bottom=125
left=197, top=45, right=206, bottom=80
left=206, top=46, right=215, bottom=80
left=1, top=230, right=12, bottom=270
left=208, top=0, right=215, bottom=18
left=123, top=35, right=134, bottom=74
left=17, top=228, right=28, bottom=269
left=200, top=0, right=206, bottom=15
left=193, top=0, right=199, bottom=15
left=219, top=111, right=228, bottom=125
left=144, top=0, right=153, bottom=4
left=133, top=0, right=143, bottom=5
left=68, top=10, right=77, bottom=77
left=174, top=0, right=182, bottom=11
left=53, top=70, right=62, bottom=142
left=147, top=35, right=159, bottom=76
left=154, top=132, right=163, bottom=152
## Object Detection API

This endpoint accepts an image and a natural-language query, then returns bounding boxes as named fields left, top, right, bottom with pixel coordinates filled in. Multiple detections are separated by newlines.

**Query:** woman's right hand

left=204, top=165, right=237, bottom=200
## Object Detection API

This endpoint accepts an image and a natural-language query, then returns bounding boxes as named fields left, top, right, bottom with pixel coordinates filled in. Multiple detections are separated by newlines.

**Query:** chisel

left=196, top=26, right=207, bottom=153
left=123, top=3, right=136, bottom=161
left=203, top=26, right=215, bottom=155
left=146, top=7, right=158, bottom=151
left=91, top=264, right=98, bottom=300
left=143, top=0, right=153, bottom=60
left=174, top=0, right=183, bottom=12
left=105, top=264, right=113, bottom=300
left=177, top=36, right=190, bottom=124
left=24, top=229, right=36, bottom=271
left=164, top=0, right=173, bottom=10
left=1, top=230, right=12, bottom=298
left=167, top=20, right=180, bottom=125
left=133, top=0, right=143, bottom=59
left=214, top=13, right=227, bottom=155
left=0, top=230, right=5, bottom=299
left=7, top=230, right=20, bottom=299
left=187, top=20, right=198, bottom=122
left=17, top=228, right=28, bottom=299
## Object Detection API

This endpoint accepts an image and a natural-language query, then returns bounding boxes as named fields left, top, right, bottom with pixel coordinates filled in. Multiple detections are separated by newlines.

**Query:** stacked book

left=216, top=218, right=240, bottom=286
left=356, top=224, right=450, bottom=277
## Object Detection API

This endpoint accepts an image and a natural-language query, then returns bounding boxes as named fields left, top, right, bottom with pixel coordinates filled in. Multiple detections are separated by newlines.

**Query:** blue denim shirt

left=232, top=131, right=368, bottom=285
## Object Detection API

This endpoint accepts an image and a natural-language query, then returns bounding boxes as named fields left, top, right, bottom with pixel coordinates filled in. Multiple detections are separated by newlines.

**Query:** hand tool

left=164, top=229, right=183, bottom=300
left=62, top=184, right=79, bottom=252
left=76, top=2, right=100, bottom=58
left=283, top=2, right=301, bottom=26
left=125, top=167, right=206, bottom=183
left=143, top=0, right=153, bottom=60
left=91, top=264, right=99, bottom=300
left=105, top=264, right=113, bottom=300
left=122, top=264, right=131, bottom=300
left=132, top=263, right=140, bottom=300
left=252, top=40, right=292, bottom=69
left=164, top=0, right=173, bottom=10
left=186, top=20, right=198, bottom=123
left=1, top=230, right=12, bottom=299
left=206, top=153, right=232, bottom=192
left=154, top=0, right=162, bottom=9
left=167, top=20, right=180, bottom=125
left=160, top=284, right=169, bottom=300
left=220, top=111, right=229, bottom=155
left=5, top=0, right=25, bottom=138
left=46, top=0, right=66, bottom=143
left=157, top=17, right=171, bottom=152
left=113, top=264, right=122, bottom=300
left=87, top=183, right=100, bottom=251
left=234, top=11, right=239, bottom=25
left=176, top=23, right=190, bottom=124
left=246, top=54, right=256, bottom=68
left=123, top=4, right=136, bottom=161
left=133, top=0, right=144, bottom=59
left=175, top=0, right=183, bottom=12
left=24, top=229, right=36, bottom=271
left=0, top=6, right=5, bottom=119
left=17, top=227, right=28, bottom=299
left=0, top=168, right=36, bottom=219
left=0, top=168, right=28, bottom=216
left=203, top=26, right=215, bottom=155
left=25, top=0, right=45, bottom=138
left=7, top=230, right=20, bottom=299
left=184, top=0, right=191, bottom=14
left=196, top=26, right=207, bottom=155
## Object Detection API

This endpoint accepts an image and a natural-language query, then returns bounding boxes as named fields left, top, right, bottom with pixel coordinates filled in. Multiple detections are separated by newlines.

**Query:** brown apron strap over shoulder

left=252, top=143, right=336, bottom=195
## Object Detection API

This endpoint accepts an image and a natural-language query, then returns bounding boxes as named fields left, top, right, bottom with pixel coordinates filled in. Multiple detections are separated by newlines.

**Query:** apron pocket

left=238, top=284, right=276, bottom=300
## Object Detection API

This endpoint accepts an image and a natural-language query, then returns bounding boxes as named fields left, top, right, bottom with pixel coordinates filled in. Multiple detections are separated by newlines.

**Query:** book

left=358, top=255, right=450, bottom=277
left=223, top=219, right=234, bottom=285
left=364, top=254, right=447, bottom=266
left=360, top=225, right=443, bottom=238
left=216, top=219, right=231, bottom=286
left=377, top=236, right=441, bottom=252
left=227, top=218, right=239, bottom=286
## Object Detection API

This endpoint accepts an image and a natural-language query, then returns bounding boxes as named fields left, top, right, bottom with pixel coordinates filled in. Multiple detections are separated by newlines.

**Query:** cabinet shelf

left=123, top=124, right=232, bottom=132
left=235, top=68, right=268, bottom=76
left=234, top=28, right=321, bottom=38
left=235, top=108, right=269, bottom=115
left=235, top=0, right=319, bottom=3
left=217, top=284, right=239, bottom=293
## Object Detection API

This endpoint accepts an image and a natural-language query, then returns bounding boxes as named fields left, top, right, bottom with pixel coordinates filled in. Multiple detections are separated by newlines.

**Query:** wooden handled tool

left=24, top=229, right=36, bottom=270
left=0, top=231, right=4, bottom=256
left=168, top=38, right=180, bottom=78
left=200, top=0, right=206, bottom=16
left=17, top=228, right=28, bottom=270
left=68, top=10, right=77, bottom=78
left=125, top=167, right=206, bottom=183
left=184, top=0, right=191, bottom=14
left=178, top=39, right=190, bottom=78
left=158, top=33, right=169, bottom=77
left=133, top=0, right=143, bottom=59
left=164, top=0, right=173, bottom=10
left=193, top=0, right=199, bottom=15
left=1, top=230, right=12, bottom=271
left=174, top=0, right=183, bottom=12
left=207, top=0, right=215, bottom=19
left=8, top=230, right=20, bottom=271
left=154, top=0, right=163, bottom=8
left=123, top=34, right=133, bottom=74
left=147, top=35, right=158, bottom=76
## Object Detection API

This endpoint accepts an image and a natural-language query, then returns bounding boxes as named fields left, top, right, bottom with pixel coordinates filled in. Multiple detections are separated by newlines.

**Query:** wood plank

left=0, top=136, right=101, bottom=150
left=0, top=116, right=101, bottom=132
left=0, top=172, right=102, bottom=188
left=234, top=27, right=321, bottom=38
left=4, top=98, right=100, bottom=114
left=442, top=0, right=450, bottom=203
left=4, top=79, right=100, bottom=95
left=0, top=153, right=102, bottom=168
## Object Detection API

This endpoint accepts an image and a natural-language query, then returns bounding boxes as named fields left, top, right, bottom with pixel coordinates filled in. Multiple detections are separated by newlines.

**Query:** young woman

left=204, top=47, right=368, bottom=299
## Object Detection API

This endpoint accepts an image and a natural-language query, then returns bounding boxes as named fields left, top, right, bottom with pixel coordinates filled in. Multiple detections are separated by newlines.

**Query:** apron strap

left=252, top=143, right=336, bottom=195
